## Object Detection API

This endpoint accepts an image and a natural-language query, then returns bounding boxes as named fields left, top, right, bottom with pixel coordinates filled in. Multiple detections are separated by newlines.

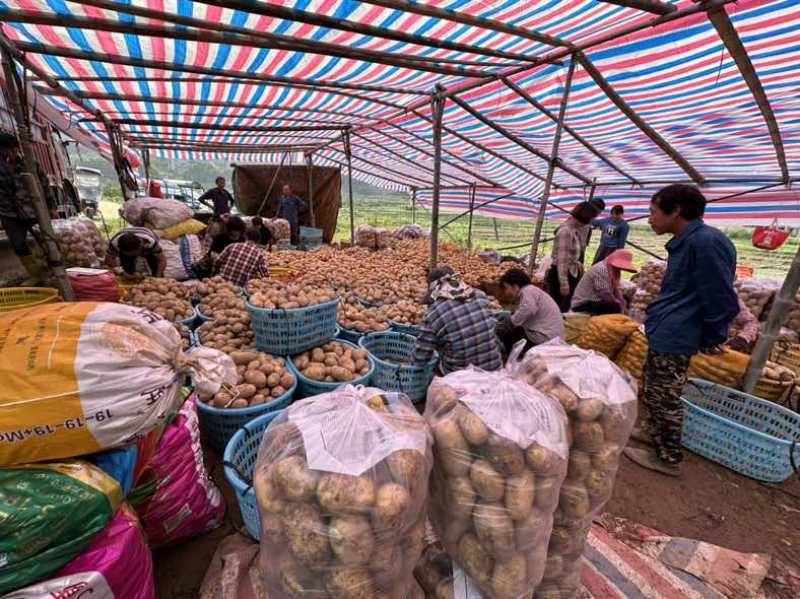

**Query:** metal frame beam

left=192, top=0, right=545, bottom=64
left=450, top=94, right=592, bottom=185
left=501, top=76, right=640, bottom=184
left=598, top=0, right=677, bottom=15
left=113, top=119, right=346, bottom=133
left=0, top=9, right=495, bottom=80
left=322, top=145, right=431, bottom=188
left=705, top=3, right=789, bottom=183
left=576, top=51, right=707, bottom=185
left=13, top=41, right=428, bottom=97
left=314, top=149, right=413, bottom=190
left=430, top=88, right=446, bottom=268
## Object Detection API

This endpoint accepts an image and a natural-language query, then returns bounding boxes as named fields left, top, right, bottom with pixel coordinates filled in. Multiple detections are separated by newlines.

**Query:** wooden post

left=411, top=188, right=417, bottom=224
left=306, top=152, right=315, bottom=227
left=1, top=51, right=74, bottom=300
left=343, top=129, right=355, bottom=245
left=529, top=59, right=576, bottom=274
left=257, top=150, right=287, bottom=216
left=142, top=147, right=151, bottom=190
left=742, top=241, right=800, bottom=393
left=467, top=183, right=476, bottom=251
left=430, top=87, right=445, bottom=270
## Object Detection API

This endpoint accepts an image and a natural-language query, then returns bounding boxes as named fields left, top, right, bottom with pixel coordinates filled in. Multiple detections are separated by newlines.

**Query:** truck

left=72, top=166, right=103, bottom=218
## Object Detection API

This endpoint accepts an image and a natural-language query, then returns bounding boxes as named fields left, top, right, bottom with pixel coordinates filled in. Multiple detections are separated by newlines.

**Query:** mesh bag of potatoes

left=574, top=314, right=640, bottom=360
left=687, top=348, right=750, bottom=389
left=424, top=368, right=569, bottom=599
left=507, top=340, right=637, bottom=598
left=253, top=386, right=432, bottom=599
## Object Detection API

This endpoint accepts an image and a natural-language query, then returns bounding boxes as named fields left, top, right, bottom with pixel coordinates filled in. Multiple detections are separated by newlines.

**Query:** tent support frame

left=343, top=130, right=355, bottom=246
left=430, top=88, right=445, bottom=269
left=306, top=153, right=315, bottom=228
left=529, top=59, right=576, bottom=273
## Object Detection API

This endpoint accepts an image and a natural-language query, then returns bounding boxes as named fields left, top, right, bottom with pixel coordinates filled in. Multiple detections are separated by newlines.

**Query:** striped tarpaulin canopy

left=0, top=0, right=798, bottom=223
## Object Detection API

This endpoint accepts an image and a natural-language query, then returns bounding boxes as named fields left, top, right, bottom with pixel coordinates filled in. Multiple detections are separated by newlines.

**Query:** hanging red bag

left=752, top=219, right=790, bottom=251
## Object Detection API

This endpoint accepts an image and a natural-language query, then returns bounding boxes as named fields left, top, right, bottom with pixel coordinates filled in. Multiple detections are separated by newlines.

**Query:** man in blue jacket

left=591, top=204, right=629, bottom=264
left=624, top=184, right=738, bottom=476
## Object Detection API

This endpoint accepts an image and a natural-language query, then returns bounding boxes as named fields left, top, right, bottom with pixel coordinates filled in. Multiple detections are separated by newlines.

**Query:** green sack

left=0, top=461, right=122, bottom=593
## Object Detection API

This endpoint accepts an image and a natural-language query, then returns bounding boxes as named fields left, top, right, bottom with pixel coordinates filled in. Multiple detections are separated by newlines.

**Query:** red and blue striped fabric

left=0, top=1, right=797, bottom=223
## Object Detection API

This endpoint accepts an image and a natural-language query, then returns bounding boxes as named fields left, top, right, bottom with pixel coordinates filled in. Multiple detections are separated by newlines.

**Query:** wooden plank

left=576, top=51, right=707, bottom=185
left=705, top=3, right=789, bottom=183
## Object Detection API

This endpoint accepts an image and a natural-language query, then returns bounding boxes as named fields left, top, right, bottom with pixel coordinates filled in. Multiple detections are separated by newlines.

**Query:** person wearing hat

left=571, top=249, right=638, bottom=315
left=546, top=203, right=596, bottom=312
left=412, top=267, right=503, bottom=374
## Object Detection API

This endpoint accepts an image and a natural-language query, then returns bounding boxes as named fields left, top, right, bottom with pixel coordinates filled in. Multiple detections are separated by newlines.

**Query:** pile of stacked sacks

left=0, top=302, right=236, bottom=597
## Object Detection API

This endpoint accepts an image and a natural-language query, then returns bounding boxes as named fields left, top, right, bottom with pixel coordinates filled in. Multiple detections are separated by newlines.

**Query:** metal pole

left=142, top=148, right=151, bottom=190
left=742, top=241, right=800, bottom=393
left=343, top=129, right=355, bottom=246
left=529, top=58, right=576, bottom=274
left=1, top=51, right=73, bottom=300
left=467, top=183, right=476, bottom=250
left=430, top=86, right=445, bottom=269
left=103, top=122, right=130, bottom=200
left=411, top=188, right=417, bottom=224
left=306, top=153, right=315, bottom=228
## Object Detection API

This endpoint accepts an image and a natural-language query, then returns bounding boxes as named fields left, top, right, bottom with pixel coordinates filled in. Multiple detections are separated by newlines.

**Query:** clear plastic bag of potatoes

left=507, top=340, right=637, bottom=599
left=424, top=368, right=569, bottom=599
left=51, top=216, right=106, bottom=267
left=253, top=385, right=433, bottom=599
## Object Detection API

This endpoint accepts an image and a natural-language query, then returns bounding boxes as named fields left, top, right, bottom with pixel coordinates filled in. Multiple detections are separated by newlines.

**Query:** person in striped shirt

left=215, top=228, right=269, bottom=286
left=546, top=203, right=596, bottom=311
left=412, top=268, right=503, bottom=374
left=570, top=249, right=638, bottom=315
left=106, top=227, right=165, bottom=278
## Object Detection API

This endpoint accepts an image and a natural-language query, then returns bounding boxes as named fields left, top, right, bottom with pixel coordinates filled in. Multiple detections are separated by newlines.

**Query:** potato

left=558, top=482, right=591, bottom=520
left=576, top=398, right=605, bottom=422
left=458, top=533, right=493, bottom=585
left=473, top=502, right=516, bottom=559
left=235, top=383, right=257, bottom=399
left=295, top=355, right=310, bottom=370
left=491, top=553, right=527, bottom=599
left=525, top=444, right=559, bottom=476
left=251, top=393, right=267, bottom=405
left=372, top=482, right=411, bottom=532
left=386, top=449, right=426, bottom=491
left=324, top=355, right=339, bottom=367
left=273, top=455, right=319, bottom=501
left=514, top=507, right=548, bottom=550
left=469, top=459, right=505, bottom=502
left=534, top=476, right=560, bottom=512
left=267, top=372, right=281, bottom=387
left=592, top=446, right=620, bottom=472
left=504, top=470, right=536, bottom=521
left=445, top=476, right=476, bottom=520
left=244, top=369, right=267, bottom=388
left=317, top=473, right=375, bottom=514
left=574, top=421, right=605, bottom=452
left=485, top=435, right=525, bottom=476
left=458, top=409, right=489, bottom=446
left=311, top=348, right=325, bottom=362
left=254, top=466, right=286, bottom=514
left=326, top=567, right=376, bottom=599
left=370, top=542, right=404, bottom=589
left=272, top=385, right=287, bottom=398
left=231, top=398, right=249, bottom=409
left=442, top=515, right=471, bottom=547
left=212, top=392, right=232, bottom=408
left=283, top=502, right=331, bottom=566
left=585, top=469, right=612, bottom=500
left=304, top=364, right=326, bottom=381
left=329, top=515, right=375, bottom=565
left=567, top=450, right=591, bottom=482
left=280, top=372, right=296, bottom=388
left=280, top=557, right=321, bottom=598
left=432, top=419, right=470, bottom=477
left=331, top=366, right=355, bottom=382
left=231, top=350, right=259, bottom=365
left=261, top=512, right=286, bottom=543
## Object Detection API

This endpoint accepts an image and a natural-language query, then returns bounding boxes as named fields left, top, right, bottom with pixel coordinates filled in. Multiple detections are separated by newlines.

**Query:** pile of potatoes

left=292, top=341, right=372, bottom=382
left=735, top=278, right=779, bottom=320
left=199, top=291, right=246, bottom=318
left=194, top=275, right=239, bottom=299
left=202, top=350, right=295, bottom=409
left=384, top=300, right=427, bottom=326
left=253, top=387, right=432, bottom=599
left=424, top=370, right=569, bottom=599
left=628, top=260, right=667, bottom=319
left=52, top=216, right=106, bottom=268
left=122, top=278, right=194, bottom=322
left=249, top=281, right=337, bottom=310
left=511, top=344, right=636, bottom=598
left=196, top=308, right=255, bottom=353
left=338, top=302, right=390, bottom=333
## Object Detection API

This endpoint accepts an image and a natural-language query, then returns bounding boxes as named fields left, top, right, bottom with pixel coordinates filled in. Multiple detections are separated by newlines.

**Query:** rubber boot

left=18, top=255, right=47, bottom=287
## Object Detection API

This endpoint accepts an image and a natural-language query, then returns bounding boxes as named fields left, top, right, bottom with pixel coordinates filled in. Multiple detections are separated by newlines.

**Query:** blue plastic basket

left=287, top=339, right=375, bottom=398
left=246, top=298, right=339, bottom=355
left=198, top=380, right=295, bottom=454
left=389, top=320, right=422, bottom=336
left=681, top=378, right=800, bottom=482
left=337, top=326, right=364, bottom=343
left=223, top=409, right=285, bottom=540
left=359, top=332, right=437, bottom=403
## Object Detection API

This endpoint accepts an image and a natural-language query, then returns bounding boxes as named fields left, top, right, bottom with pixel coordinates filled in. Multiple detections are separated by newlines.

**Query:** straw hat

left=606, top=249, right=637, bottom=272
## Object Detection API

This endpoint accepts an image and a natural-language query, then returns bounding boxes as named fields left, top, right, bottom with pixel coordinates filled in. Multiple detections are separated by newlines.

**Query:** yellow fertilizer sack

left=157, top=218, right=206, bottom=241
left=687, top=349, right=750, bottom=389
left=0, top=302, right=236, bottom=467
left=576, top=313, right=640, bottom=359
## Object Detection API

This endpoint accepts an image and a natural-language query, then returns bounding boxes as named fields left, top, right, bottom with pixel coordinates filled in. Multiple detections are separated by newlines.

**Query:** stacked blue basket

left=246, top=298, right=339, bottom=355
left=287, top=339, right=375, bottom=398
left=389, top=320, right=422, bottom=336
left=197, top=379, right=295, bottom=454
left=681, top=378, right=800, bottom=482
left=359, top=332, right=437, bottom=403
left=337, top=326, right=364, bottom=344
left=223, top=410, right=285, bottom=540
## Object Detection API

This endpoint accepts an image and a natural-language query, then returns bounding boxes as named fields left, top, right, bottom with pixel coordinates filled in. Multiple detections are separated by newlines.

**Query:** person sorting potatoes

left=412, top=267, right=503, bottom=374
left=215, top=228, right=269, bottom=286
left=495, top=268, right=564, bottom=358
left=570, top=249, right=638, bottom=315
left=106, top=227, right=166, bottom=278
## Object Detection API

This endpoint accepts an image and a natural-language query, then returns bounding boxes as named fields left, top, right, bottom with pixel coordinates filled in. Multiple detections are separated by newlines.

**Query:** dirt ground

left=152, top=440, right=800, bottom=598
